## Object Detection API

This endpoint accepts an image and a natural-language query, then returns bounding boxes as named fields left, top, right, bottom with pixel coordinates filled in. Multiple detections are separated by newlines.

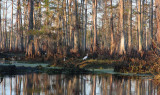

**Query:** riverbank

left=0, top=50, right=160, bottom=77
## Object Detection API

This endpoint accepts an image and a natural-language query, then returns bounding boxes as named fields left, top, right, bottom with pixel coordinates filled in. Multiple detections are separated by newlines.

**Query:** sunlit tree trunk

left=138, top=0, right=142, bottom=52
left=119, top=0, right=125, bottom=54
left=110, top=0, right=114, bottom=55
left=34, top=1, right=41, bottom=56
left=127, top=0, right=132, bottom=53
left=93, top=0, right=97, bottom=53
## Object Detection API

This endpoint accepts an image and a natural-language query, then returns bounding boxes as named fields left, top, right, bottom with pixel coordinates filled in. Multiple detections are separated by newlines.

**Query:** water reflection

left=0, top=73, right=159, bottom=95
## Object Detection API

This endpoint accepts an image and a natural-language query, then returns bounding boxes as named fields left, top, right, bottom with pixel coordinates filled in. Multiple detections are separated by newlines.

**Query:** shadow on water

left=0, top=73, right=160, bottom=95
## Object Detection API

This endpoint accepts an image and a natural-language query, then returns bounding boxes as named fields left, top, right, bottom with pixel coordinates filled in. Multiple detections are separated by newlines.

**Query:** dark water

left=0, top=73, right=159, bottom=95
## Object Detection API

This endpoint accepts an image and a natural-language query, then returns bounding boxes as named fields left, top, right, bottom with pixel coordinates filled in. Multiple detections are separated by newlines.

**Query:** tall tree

left=119, top=0, right=125, bottom=54
left=73, top=0, right=79, bottom=53
left=4, top=0, right=7, bottom=49
left=26, top=0, right=34, bottom=57
left=127, top=0, right=132, bottom=52
left=150, top=0, right=153, bottom=40
left=138, top=0, right=142, bottom=52
left=10, top=0, right=14, bottom=51
left=93, top=0, right=97, bottom=53
left=69, top=0, right=73, bottom=47
left=84, top=0, right=87, bottom=52
left=110, top=0, right=114, bottom=54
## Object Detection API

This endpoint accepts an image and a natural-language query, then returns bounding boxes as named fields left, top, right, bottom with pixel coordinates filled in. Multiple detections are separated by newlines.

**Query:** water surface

left=0, top=73, right=159, bottom=95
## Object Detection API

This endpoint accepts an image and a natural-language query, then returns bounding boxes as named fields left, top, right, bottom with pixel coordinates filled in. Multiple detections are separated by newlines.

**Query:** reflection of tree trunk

left=84, top=77, right=86, bottom=95
left=92, top=76, right=96, bottom=95
left=119, top=79, right=124, bottom=95
left=2, top=79, right=3, bottom=95
left=27, top=74, right=33, bottom=95
left=127, top=80, right=131, bottom=95
left=137, top=80, right=140, bottom=95
left=75, top=76, right=80, bottom=95
left=56, top=75, right=63, bottom=95
left=148, top=81, right=152, bottom=95
left=10, top=78, right=12, bottom=95
left=68, top=80, right=72, bottom=95
left=109, top=75, right=112, bottom=95
left=102, top=78, right=105, bottom=95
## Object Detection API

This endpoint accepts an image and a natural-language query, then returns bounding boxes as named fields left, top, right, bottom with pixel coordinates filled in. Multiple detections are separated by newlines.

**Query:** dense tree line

left=0, top=0, right=159, bottom=58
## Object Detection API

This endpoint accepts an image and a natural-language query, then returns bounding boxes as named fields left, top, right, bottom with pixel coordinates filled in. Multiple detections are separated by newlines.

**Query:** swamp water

left=0, top=73, right=159, bottom=95
left=0, top=61, right=159, bottom=95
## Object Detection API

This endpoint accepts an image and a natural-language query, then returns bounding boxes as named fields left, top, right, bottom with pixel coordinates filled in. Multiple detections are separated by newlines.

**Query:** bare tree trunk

left=66, top=0, right=68, bottom=46
left=119, top=0, right=125, bottom=54
left=69, top=0, right=73, bottom=47
left=4, top=1, right=7, bottom=50
left=23, top=0, right=27, bottom=51
left=16, top=0, right=19, bottom=51
left=81, top=0, right=84, bottom=52
left=150, top=0, right=153, bottom=40
left=84, top=0, right=87, bottom=52
left=110, top=0, right=114, bottom=55
left=26, top=0, right=34, bottom=57
left=17, top=0, right=23, bottom=51
left=56, top=0, right=60, bottom=54
left=10, top=0, right=13, bottom=51
left=2, top=1, right=5, bottom=50
left=73, top=0, right=79, bottom=53
left=138, top=0, right=142, bottom=52
left=127, top=0, right=132, bottom=53
left=93, top=0, right=97, bottom=53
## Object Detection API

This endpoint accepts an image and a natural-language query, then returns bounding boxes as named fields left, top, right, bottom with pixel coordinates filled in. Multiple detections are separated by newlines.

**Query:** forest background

left=0, top=0, right=160, bottom=62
